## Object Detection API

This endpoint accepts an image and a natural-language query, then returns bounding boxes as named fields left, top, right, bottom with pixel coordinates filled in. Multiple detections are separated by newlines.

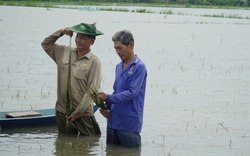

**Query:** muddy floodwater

left=0, top=5, right=250, bottom=156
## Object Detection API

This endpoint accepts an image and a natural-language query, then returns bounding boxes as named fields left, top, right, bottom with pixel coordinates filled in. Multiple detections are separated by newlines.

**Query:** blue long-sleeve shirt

left=106, top=55, right=147, bottom=133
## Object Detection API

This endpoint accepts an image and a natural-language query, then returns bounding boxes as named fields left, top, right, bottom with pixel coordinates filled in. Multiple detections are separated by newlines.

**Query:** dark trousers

left=56, top=111, right=101, bottom=135
left=106, top=128, right=141, bottom=148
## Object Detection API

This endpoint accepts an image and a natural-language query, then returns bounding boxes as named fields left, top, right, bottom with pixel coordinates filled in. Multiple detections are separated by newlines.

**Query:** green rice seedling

left=40, top=86, right=43, bottom=94
left=18, top=145, right=31, bottom=151
left=55, top=138, right=62, bottom=147
left=167, top=149, right=173, bottom=156
left=192, top=34, right=196, bottom=39
left=205, top=119, right=208, bottom=128
left=37, top=140, right=43, bottom=150
left=229, top=138, right=232, bottom=147
left=118, top=8, right=129, bottom=12
left=8, top=81, right=11, bottom=90
left=228, top=14, right=242, bottom=19
left=172, top=88, right=177, bottom=94
left=214, top=13, right=224, bottom=18
left=160, top=9, right=173, bottom=15
left=99, top=7, right=113, bottom=11
left=100, top=7, right=128, bottom=12
left=75, top=143, right=83, bottom=148
left=177, top=11, right=185, bottom=15
left=192, top=109, right=194, bottom=119
left=210, top=65, right=213, bottom=70
left=186, top=122, right=189, bottom=132
left=146, top=10, right=155, bottom=13
left=68, top=142, right=73, bottom=148
left=158, top=64, right=162, bottom=69
left=216, top=122, right=229, bottom=133
left=88, top=86, right=106, bottom=110
left=16, top=90, right=20, bottom=98
left=180, top=65, right=184, bottom=72
left=166, top=9, right=173, bottom=14
left=136, top=9, right=147, bottom=13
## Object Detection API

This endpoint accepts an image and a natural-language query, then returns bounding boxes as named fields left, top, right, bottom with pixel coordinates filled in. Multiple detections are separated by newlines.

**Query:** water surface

left=0, top=6, right=250, bottom=156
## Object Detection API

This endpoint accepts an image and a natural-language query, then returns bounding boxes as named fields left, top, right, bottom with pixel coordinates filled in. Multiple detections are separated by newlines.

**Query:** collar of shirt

left=121, top=55, right=139, bottom=67
left=73, top=48, right=92, bottom=60
left=118, top=55, right=139, bottom=73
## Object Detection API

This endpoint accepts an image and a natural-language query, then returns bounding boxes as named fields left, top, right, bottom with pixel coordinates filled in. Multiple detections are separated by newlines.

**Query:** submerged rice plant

left=160, top=9, right=173, bottom=14
left=99, top=7, right=129, bottom=12
left=227, top=14, right=243, bottom=19
left=135, top=9, right=147, bottom=13
left=202, top=13, right=224, bottom=18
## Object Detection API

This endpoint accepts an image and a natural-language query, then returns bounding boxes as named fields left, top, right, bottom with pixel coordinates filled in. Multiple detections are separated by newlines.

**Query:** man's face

left=114, top=41, right=133, bottom=61
left=75, top=34, right=94, bottom=50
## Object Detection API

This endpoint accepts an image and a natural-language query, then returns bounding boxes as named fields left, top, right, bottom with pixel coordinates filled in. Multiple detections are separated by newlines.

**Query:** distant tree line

left=107, top=0, right=247, bottom=6
left=2, top=0, right=249, bottom=6
left=66, top=0, right=248, bottom=6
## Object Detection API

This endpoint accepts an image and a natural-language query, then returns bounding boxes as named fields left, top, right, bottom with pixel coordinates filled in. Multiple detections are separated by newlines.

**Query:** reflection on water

left=0, top=125, right=58, bottom=156
left=0, top=126, right=141, bottom=156
left=105, top=144, right=141, bottom=156
left=0, top=5, right=250, bottom=156
left=54, top=134, right=101, bottom=156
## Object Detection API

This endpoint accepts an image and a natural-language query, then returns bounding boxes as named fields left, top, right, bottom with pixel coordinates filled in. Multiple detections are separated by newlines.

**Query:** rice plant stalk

left=66, top=37, right=73, bottom=131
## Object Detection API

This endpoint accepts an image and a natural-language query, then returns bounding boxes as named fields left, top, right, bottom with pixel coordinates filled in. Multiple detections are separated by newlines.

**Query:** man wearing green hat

left=41, top=22, right=103, bottom=135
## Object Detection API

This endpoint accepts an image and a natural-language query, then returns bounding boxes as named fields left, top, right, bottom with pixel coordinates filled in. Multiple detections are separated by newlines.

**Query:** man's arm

left=41, top=28, right=72, bottom=63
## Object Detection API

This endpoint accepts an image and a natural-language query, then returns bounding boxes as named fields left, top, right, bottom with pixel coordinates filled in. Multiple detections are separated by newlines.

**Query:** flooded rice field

left=0, top=5, right=250, bottom=156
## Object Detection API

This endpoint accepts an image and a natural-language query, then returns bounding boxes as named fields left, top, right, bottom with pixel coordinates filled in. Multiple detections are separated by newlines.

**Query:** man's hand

left=61, top=27, right=73, bottom=37
left=68, top=114, right=76, bottom=122
left=100, top=109, right=109, bottom=118
left=98, top=92, right=107, bottom=102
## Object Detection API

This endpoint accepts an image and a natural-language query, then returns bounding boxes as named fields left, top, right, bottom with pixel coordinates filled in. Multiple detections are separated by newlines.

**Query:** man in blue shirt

left=98, top=30, right=147, bottom=148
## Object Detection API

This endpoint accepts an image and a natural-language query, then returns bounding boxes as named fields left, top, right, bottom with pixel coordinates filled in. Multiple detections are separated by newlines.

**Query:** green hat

left=70, top=22, right=103, bottom=36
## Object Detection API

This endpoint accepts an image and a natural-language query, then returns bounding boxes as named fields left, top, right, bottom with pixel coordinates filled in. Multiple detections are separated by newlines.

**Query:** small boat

left=79, top=7, right=99, bottom=11
left=0, top=105, right=99, bottom=130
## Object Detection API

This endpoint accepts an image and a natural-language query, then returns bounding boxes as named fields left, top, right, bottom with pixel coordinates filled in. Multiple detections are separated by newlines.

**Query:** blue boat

left=79, top=7, right=99, bottom=11
left=0, top=105, right=99, bottom=130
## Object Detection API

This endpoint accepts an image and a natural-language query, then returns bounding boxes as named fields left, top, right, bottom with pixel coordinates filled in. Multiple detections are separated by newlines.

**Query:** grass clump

left=160, top=9, right=173, bottom=14
left=99, top=7, right=129, bottom=12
